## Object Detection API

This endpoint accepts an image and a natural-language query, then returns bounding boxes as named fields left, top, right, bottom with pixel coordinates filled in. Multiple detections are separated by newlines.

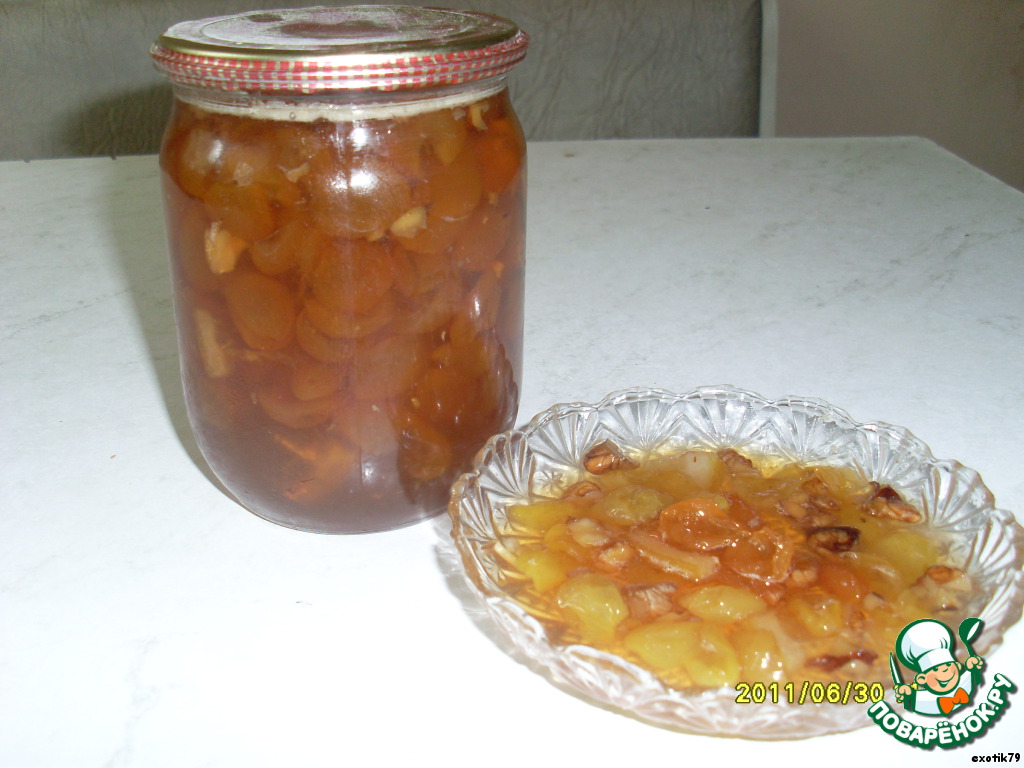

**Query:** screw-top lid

left=151, top=5, right=529, bottom=94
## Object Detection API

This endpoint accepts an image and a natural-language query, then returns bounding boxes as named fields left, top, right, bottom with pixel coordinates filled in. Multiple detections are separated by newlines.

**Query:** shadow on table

left=99, top=155, right=231, bottom=497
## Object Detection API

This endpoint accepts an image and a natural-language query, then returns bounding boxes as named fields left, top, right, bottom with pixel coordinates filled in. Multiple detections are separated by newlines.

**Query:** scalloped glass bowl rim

left=447, top=385, right=1024, bottom=739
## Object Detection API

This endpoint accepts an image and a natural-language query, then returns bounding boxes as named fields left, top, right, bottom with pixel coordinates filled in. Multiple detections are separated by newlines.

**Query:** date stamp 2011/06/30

left=734, top=680, right=884, bottom=705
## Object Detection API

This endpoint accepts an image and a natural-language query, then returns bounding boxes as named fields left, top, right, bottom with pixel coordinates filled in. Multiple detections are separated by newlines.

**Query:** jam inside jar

left=152, top=7, right=529, bottom=532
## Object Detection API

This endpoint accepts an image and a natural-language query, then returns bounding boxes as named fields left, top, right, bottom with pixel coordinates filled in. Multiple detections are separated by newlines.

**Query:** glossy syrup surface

left=502, top=445, right=970, bottom=688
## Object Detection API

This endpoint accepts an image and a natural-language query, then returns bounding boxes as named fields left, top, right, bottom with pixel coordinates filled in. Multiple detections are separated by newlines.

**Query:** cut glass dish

left=447, top=386, right=1024, bottom=738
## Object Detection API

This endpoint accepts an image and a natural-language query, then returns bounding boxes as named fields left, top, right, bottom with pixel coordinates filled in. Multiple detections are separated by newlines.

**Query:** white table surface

left=2, top=137, right=1022, bottom=766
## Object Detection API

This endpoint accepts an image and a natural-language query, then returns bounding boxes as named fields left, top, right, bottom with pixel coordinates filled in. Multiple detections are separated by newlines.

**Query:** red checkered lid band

left=151, top=33, right=527, bottom=92
left=151, top=6, right=528, bottom=93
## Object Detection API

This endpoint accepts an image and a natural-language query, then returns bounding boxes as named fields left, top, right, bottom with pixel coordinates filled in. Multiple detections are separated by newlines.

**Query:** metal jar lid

left=151, top=5, right=529, bottom=94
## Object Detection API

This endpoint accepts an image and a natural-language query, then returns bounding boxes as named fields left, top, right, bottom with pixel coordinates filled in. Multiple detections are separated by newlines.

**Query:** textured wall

left=0, top=0, right=761, bottom=160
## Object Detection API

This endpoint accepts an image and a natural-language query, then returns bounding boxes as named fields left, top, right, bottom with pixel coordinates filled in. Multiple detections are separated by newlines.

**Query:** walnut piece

left=780, top=490, right=838, bottom=527
left=583, top=440, right=637, bottom=475
left=717, top=448, right=756, bottom=472
left=867, top=484, right=923, bottom=523
left=806, top=526, right=860, bottom=554
left=625, top=583, right=676, bottom=622
left=786, top=552, right=820, bottom=588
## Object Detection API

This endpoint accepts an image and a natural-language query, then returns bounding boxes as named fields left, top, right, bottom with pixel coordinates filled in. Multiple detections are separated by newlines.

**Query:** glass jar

left=151, top=6, right=528, bottom=533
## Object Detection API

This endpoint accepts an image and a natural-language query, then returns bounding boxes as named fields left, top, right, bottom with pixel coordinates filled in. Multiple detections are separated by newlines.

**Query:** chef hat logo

left=896, top=618, right=957, bottom=673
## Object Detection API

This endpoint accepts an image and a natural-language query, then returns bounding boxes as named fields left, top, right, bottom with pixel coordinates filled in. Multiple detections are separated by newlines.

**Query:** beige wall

left=765, top=0, right=1024, bottom=191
